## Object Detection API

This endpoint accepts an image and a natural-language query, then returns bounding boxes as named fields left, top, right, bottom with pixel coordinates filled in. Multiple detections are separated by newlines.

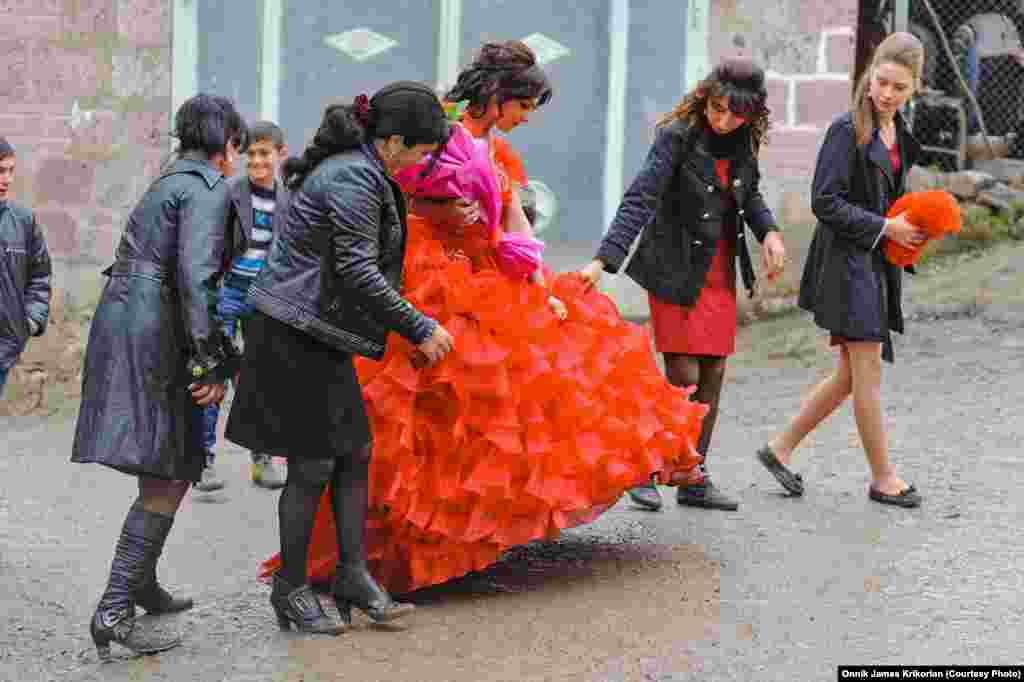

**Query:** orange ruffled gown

left=260, top=136, right=707, bottom=594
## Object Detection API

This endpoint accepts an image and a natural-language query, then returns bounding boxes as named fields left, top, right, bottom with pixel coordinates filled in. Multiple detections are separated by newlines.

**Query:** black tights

left=663, top=353, right=728, bottom=466
left=277, top=443, right=372, bottom=587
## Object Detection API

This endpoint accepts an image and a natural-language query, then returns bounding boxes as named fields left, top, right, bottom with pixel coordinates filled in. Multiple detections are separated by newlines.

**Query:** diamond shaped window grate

left=324, top=28, right=399, bottom=63
left=521, top=32, right=571, bottom=65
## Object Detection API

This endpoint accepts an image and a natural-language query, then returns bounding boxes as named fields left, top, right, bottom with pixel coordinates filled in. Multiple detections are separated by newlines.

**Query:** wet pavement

left=2, top=309, right=1023, bottom=681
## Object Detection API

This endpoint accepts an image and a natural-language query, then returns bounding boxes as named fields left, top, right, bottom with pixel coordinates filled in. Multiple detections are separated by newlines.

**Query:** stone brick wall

left=710, top=0, right=858, bottom=226
left=0, top=0, right=172, bottom=309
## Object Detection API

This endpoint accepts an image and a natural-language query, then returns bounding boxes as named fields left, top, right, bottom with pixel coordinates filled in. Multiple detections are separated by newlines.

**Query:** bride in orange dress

left=260, top=41, right=707, bottom=594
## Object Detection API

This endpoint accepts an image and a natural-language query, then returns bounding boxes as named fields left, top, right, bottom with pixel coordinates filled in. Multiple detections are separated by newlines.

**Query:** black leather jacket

left=597, top=119, right=778, bottom=306
left=0, top=201, right=51, bottom=370
left=250, top=145, right=435, bottom=359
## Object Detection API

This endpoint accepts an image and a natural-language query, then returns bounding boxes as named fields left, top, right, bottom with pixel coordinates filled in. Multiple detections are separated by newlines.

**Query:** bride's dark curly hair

left=445, top=41, right=553, bottom=116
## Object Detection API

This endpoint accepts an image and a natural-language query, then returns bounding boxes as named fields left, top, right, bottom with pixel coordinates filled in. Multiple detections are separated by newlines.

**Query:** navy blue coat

left=0, top=201, right=51, bottom=370
left=798, top=111, right=921, bottom=362
left=596, top=119, right=778, bottom=306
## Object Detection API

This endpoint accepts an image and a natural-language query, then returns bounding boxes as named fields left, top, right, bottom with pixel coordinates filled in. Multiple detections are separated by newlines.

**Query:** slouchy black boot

left=90, top=504, right=182, bottom=661
left=127, top=501, right=193, bottom=614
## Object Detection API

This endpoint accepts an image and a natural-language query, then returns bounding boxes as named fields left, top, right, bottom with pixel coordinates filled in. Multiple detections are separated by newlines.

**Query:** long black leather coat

left=249, top=145, right=435, bottom=360
left=596, top=119, right=778, bottom=306
left=71, top=154, right=236, bottom=482
left=0, top=201, right=51, bottom=370
left=798, top=111, right=921, bottom=362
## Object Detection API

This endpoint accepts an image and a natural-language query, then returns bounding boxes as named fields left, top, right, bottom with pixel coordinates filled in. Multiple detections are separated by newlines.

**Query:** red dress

left=260, top=136, right=708, bottom=594
left=648, top=159, right=738, bottom=357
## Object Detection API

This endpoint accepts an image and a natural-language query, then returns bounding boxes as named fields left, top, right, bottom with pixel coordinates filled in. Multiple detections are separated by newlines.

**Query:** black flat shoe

left=869, top=484, right=921, bottom=508
left=625, top=477, right=663, bottom=511
left=756, top=446, right=804, bottom=496
left=676, top=480, right=739, bottom=511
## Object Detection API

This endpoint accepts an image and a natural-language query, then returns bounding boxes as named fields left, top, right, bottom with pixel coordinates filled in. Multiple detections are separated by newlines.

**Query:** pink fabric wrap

left=394, top=125, right=503, bottom=240
left=394, top=125, right=543, bottom=279
left=495, top=232, right=545, bottom=280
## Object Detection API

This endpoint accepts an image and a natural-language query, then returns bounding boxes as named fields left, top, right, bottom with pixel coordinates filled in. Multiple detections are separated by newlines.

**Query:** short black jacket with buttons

left=596, top=118, right=778, bottom=307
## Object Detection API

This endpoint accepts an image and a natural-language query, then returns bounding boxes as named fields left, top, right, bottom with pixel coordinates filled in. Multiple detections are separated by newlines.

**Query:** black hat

left=712, top=57, right=768, bottom=117
left=369, top=81, right=451, bottom=146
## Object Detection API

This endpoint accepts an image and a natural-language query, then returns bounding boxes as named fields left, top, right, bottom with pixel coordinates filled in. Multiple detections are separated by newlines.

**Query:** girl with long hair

left=757, top=32, right=926, bottom=508
left=581, top=57, right=787, bottom=512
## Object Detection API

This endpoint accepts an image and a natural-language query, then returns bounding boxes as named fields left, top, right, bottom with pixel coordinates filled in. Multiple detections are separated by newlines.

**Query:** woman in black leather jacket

left=225, top=82, right=454, bottom=635
left=758, top=33, right=926, bottom=509
left=72, top=94, right=247, bottom=659
left=581, top=58, right=786, bottom=513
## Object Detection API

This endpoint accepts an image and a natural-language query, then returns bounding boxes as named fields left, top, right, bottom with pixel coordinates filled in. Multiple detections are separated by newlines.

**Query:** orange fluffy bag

left=883, top=190, right=962, bottom=266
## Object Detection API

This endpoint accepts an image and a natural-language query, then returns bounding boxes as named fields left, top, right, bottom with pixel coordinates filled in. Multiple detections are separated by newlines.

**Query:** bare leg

left=846, top=342, right=907, bottom=495
left=769, top=346, right=853, bottom=466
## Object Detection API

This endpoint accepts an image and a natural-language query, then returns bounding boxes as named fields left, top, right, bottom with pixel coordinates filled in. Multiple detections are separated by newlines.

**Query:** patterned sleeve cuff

left=186, top=335, right=242, bottom=384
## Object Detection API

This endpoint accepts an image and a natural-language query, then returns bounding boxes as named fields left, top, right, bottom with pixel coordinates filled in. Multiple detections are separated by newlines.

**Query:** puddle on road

left=271, top=534, right=720, bottom=682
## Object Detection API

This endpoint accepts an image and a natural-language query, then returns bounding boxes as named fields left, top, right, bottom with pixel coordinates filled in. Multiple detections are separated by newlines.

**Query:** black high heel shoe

left=90, top=606, right=181, bottom=662
left=333, top=562, right=415, bottom=623
left=270, top=574, right=348, bottom=635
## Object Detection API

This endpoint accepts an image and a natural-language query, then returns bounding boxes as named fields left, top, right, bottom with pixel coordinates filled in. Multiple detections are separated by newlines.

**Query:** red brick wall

left=711, top=0, right=857, bottom=225
left=0, top=0, right=172, bottom=305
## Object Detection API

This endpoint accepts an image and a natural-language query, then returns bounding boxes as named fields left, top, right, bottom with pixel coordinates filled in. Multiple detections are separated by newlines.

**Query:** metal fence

left=897, top=0, right=1024, bottom=170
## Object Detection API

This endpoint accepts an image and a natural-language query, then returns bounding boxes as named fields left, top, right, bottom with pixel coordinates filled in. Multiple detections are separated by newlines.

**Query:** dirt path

left=2, top=243, right=1022, bottom=681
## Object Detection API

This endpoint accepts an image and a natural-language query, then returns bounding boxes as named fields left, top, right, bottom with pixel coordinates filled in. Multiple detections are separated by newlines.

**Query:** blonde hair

left=852, top=32, right=924, bottom=145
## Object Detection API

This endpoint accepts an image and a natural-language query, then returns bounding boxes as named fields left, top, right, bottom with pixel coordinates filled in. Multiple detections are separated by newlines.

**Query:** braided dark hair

left=445, top=41, right=553, bottom=116
left=282, top=81, right=451, bottom=191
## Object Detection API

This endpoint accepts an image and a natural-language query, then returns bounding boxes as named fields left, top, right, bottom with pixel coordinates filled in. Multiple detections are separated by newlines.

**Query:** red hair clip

left=353, top=94, right=371, bottom=125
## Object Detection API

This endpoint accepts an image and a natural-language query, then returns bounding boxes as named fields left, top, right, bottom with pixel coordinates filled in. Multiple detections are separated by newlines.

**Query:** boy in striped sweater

left=196, top=121, right=289, bottom=492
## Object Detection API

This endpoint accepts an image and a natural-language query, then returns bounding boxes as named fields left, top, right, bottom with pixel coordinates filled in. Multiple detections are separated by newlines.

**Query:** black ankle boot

left=91, top=505, right=182, bottom=661
left=128, top=502, right=193, bottom=614
left=333, top=562, right=415, bottom=623
left=135, top=581, right=193, bottom=614
left=270, top=574, right=347, bottom=635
